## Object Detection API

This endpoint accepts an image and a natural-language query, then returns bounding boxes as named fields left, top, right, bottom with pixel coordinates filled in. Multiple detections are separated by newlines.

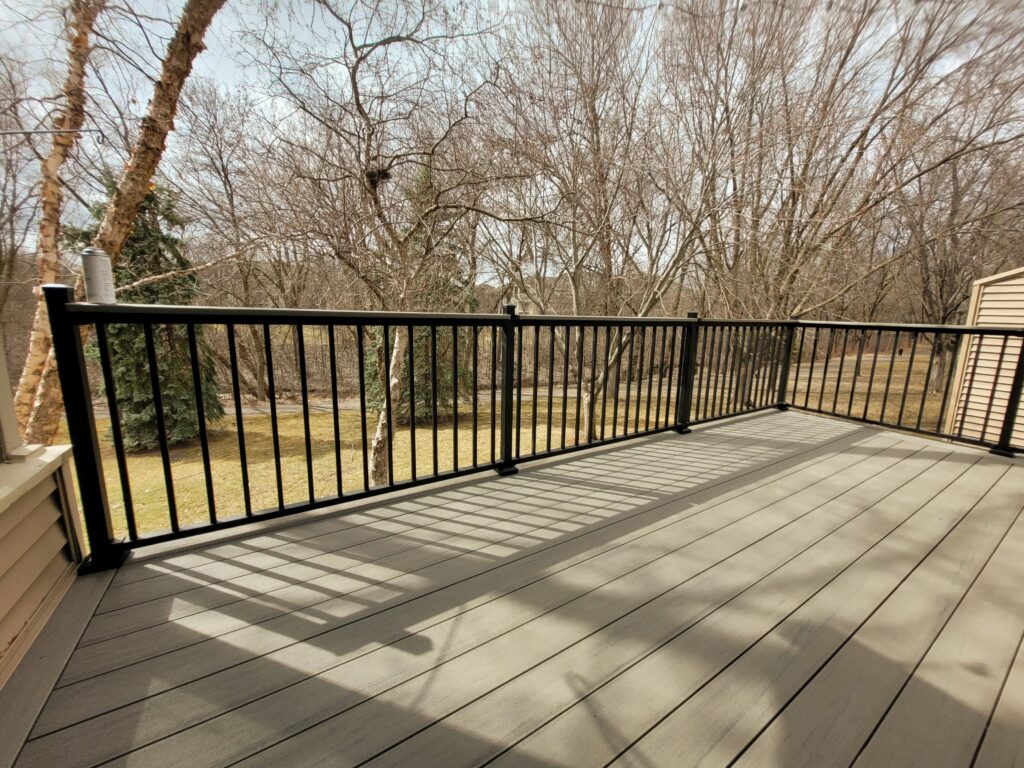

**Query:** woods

left=3, top=0, right=1024, bottom=456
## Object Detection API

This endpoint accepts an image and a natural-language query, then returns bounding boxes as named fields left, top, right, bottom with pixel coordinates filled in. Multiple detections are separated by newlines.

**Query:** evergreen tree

left=366, top=325, right=476, bottom=427
left=66, top=174, right=223, bottom=451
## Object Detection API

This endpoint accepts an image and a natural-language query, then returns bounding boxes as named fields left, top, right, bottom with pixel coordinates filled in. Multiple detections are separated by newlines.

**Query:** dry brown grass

left=65, top=353, right=943, bottom=541
left=68, top=384, right=679, bottom=539
left=788, top=352, right=948, bottom=429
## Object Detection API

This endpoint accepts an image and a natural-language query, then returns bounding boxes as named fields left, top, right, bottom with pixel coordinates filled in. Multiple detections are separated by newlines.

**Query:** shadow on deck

left=4, top=410, right=1023, bottom=768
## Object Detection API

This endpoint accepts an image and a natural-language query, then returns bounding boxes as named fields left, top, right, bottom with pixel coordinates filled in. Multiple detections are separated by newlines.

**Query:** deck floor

left=10, top=411, right=1024, bottom=768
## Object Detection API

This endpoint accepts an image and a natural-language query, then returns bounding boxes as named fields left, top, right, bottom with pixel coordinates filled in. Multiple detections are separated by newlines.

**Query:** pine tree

left=366, top=325, right=475, bottom=427
left=66, top=174, right=223, bottom=451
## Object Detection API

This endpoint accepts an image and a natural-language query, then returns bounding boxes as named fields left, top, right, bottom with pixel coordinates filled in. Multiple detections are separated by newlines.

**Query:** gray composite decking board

left=63, top=423, right=850, bottom=680
left=597, top=462, right=1022, bottom=768
left=358, top=442, right=950, bottom=768
left=103, top=415, right=847, bottom=590
left=542, top=462, right=1015, bottom=768
left=93, top=417, right=849, bottom=616
left=103, top=415, right=799, bottom=590
left=974, top=620, right=1024, bottom=768
left=239, top=443, right=1018, bottom=768
left=728, top=465, right=1023, bottom=768
left=19, top=422, right=885, bottom=763
left=94, top=438, right=921, bottom=767
left=35, top=419, right=866, bottom=727
left=80, top=420, right=845, bottom=647
left=95, top=470, right=619, bottom=611
left=0, top=570, right=112, bottom=768
left=81, top=478, right=611, bottom=643
left=9, top=413, right=1022, bottom=768
left=851, top=483, right=1024, bottom=768
left=63, top=426, right=879, bottom=684
left=366, top=444, right=971, bottom=768
left=96, top=478, right=602, bottom=611
left=36, top=438, right=872, bottom=745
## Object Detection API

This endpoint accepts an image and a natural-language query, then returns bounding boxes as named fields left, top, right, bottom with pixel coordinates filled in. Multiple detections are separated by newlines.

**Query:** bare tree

left=247, top=0, right=503, bottom=483
left=14, top=0, right=105, bottom=439
left=0, top=57, right=41, bottom=313
left=15, top=0, right=226, bottom=444
left=657, top=0, right=1024, bottom=318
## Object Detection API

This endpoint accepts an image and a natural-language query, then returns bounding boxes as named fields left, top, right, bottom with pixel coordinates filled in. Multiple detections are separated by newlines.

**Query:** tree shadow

left=13, top=411, right=941, bottom=767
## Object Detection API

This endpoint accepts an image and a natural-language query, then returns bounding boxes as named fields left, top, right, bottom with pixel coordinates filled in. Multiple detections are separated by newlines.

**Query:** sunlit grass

left=788, top=351, right=949, bottom=430
left=61, top=351, right=950, bottom=543
left=63, top=382, right=681, bottom=539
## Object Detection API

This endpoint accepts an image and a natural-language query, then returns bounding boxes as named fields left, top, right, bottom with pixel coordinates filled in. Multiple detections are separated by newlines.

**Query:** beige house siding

left=0, top=449, right=83, bottom=687
left=947, top=266, right=1024, bottom=447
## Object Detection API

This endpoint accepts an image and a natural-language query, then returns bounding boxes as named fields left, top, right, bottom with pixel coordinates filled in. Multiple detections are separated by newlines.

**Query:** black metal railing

left=784, top=321, right=1024, bottom=454
left=42, top=285, right=1023, bottom=570
left=692, top=320, right=791, bottom=424
left=508, top=315, right=695, bottom=463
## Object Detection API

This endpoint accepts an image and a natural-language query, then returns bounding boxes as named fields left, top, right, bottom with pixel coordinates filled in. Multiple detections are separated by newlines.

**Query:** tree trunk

left=14, top=0, right=104, bottom=438
left=17, top=0, right=226, bottom=446
left=932, top=337, right=950, bottom=395
left=369, top=328, right=408, bottom=487
left=92, top=0, right=227, bottom=259
left=23, top=349, right=63, bottom=444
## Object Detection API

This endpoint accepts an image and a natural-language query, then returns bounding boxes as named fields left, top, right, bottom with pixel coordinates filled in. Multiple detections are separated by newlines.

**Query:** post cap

left=503, top=304, right=517, bottom=316
left=41, top=283, right=74, bottom=300
left=687, top=311, right=699, bottom=318
left=81, top=246, right=108, bottom=258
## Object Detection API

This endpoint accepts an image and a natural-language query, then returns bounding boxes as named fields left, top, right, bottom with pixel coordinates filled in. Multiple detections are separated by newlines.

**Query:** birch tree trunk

left=14, top=0, right=104, bottom=439
left=91, top=0, right=226, bottom=258
left=369, top=328, right=409, bottom=487
left=17, top=0, right=227, bottom=445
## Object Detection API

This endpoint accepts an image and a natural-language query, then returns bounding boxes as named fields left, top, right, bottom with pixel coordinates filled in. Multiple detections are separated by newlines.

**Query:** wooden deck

left=6, top=411, right=1024, bottom=768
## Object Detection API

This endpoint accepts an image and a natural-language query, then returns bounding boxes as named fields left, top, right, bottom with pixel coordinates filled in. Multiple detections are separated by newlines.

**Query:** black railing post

left=990, top=335, right=1024, bottom=457
left=496, top=304, right=519, bottom=476
left=43, top=284, right=124, bottom=571
left=776, top=316, right=798, bottom=410
left=675, top=312, right=699, bottom=434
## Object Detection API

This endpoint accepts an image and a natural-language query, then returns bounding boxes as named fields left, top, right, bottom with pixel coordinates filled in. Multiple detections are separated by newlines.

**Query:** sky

left=0, top=0, right=251, bottom=94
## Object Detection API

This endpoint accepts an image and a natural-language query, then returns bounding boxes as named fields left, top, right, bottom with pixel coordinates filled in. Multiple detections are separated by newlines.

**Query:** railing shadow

left=17, top=411, right=929, bottom=766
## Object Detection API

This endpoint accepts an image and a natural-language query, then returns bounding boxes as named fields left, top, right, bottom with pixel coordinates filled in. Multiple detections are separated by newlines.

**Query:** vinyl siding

left=950, top=268, right=1024, bottom=448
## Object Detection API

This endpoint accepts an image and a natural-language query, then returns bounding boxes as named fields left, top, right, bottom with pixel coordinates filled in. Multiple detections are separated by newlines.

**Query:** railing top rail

left=517, top=314, right=698, bottom=326
left=47, top=285, right=1024, bottom=336
left=62, top=301, right=510, bottom=325
left=697, top=319, right=795, bottom=327
left=60, top=301, right=699, bottom=327
left=793, top=319, right=1024, bottom=336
